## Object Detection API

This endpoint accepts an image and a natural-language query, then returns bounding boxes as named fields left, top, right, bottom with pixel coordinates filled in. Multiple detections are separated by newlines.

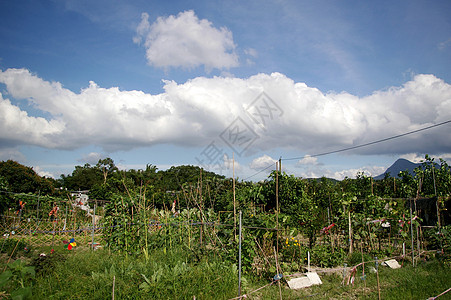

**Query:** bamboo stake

left=144, top=190, right=149, bottom=261
left=361, top=243, right=366, bottom=297
left=2, top=239, right=21, bottom=273
left=238, top=211, right=242, bottom=297
left=254, top=237, right=271, bottom=267
left=348, top=210, right=353, bottom=254
left=276, top=162, right=279, bottom=256
left=112, top=275, right=115, bottom=300
left=233, top=153, right=236, bottom=240
left=375, top=257, right=381, bottom=300
left=91, top=201, right=96, bottom=250
left=273, top=246, right=283, bottom=300
left=51, top=219, right=56, bottom=252
left=36, top=190, right=40, bottom=220
left=409, top=199, right=415, bottom=267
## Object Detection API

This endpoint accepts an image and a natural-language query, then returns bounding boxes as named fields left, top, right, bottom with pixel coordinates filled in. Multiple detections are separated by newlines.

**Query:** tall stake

left=91, top=201, right=96, bottom=250
left=238, top=211, right=242, bottom=297
left=233, top=153, right=236, bottom=239
left=276, top=161, right=279, bottom=256
left=375, top=257, right=381, bottom=300
left=409, top=199, right=415, bottom=267
left=348, top=210, right=353, bottom=254
left=432, top=165, right=443, bottom=251
left=36, top=190, right=40, bottom=220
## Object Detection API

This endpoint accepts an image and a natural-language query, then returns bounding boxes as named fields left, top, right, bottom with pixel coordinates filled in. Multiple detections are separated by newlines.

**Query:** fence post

left=375, top=257, right=381, bottom=300
left=238, top=210, right=242, bottom=297
left=91, top=202, right=96, bottom=250
left=409, top=199, right=415, bottom=267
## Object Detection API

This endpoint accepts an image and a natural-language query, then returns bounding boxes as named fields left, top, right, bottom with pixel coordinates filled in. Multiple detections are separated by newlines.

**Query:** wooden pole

left=233, top=153, right=236, bottom=239
left=238, top=211, right=242, bottom=297
left=112, top=275, right=115, bottom=300
left=414, top=198, right=420, bottom=261
left=375, top=257, right=381, bottom=300
left=348, top=210, right=353, bottom=254
left=36, top=190, right=40, bottom=220
left=91, top=201, right=96, bottom=250
left=409, top=199, right=415, bottom=267
left=273, top=247, right=283, bottom=300
left=200, top=168, right=203, bottom=212
left=276, top=162, right=279, bottom=256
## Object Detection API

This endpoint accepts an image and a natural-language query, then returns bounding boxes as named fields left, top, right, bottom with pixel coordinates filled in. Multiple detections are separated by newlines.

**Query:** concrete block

left=287, top=272, right=322, bottom=289
left=382, top=259, right=401, bottom=269
left=306, top=272, right=322, bottom=285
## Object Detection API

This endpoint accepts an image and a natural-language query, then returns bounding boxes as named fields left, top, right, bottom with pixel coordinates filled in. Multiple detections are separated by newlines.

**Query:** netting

left=1, top=215, right=103, bottom=248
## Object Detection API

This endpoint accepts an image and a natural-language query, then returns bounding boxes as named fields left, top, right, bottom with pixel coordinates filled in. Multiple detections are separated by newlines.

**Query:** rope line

left=428, top=287, right=451, bottom=300
left=1, top=219, right=280, bottom=234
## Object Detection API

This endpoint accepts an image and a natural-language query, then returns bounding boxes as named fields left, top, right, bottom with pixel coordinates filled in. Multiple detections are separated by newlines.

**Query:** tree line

left=1, top=155, right=450, bottom=225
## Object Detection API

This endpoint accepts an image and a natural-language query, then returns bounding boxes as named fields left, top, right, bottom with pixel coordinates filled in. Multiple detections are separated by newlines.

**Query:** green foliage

left=0, top=259, right=35, bottom=300
left=0, top=239, right=30, bottom=259
left=0, top=160, right=53, bottom=194
left=346, top=251, right=373, bottom=266
left=423, top=225, right=451, bottom=260
left=1, top=154, right=451, bottom=298
left=0, top=175, right=10, bottom=213
left=60, top=163, right=103, bottom=191
left=32, top=248, right=237, bottom=299
left=311, top=245, right=347, bottom=268
left=31, top=253, right=66, bottom=277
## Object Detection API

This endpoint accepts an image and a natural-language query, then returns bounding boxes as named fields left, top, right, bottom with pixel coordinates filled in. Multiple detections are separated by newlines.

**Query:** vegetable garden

left=1, top=155, right=450, bottom=299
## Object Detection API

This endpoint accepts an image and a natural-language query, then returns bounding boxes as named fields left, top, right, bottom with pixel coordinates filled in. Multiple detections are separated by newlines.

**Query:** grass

left=230, top=258, right=451, bottom=299
left=2, top=242, right=450, bottom=299
left=31, top=247, right=238, bottom=299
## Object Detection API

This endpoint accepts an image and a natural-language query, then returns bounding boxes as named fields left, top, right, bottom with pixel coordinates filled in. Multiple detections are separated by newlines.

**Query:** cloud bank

left=0, top=68, right=450, bottom=158
left=133, top=11, right=238, bottom=71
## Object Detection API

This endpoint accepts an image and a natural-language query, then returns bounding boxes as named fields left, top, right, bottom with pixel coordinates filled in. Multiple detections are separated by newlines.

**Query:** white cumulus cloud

left=296, top=155, right=318, bottom=166
left=223, top=154, right=241, bottom=171
left=134, top=11, right=239, bottom=71
left=299, top=165, right=386, bottom=180
left=249, top=155, right=277, bottom=170
left=0, top=68, right=450, bottom=159
left=34, top=166, right=54, bottom=178
left=78, top=152, right=104, bottom=165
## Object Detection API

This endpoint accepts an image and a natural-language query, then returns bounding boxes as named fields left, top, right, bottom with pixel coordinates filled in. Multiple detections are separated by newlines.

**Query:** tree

left=0, top=160, right=53, bottom=194
left=96, top=158, right=118, bottom=184
left=0, top=175, right=11, bottom=213
left=60, top=163, right=103, bottom=191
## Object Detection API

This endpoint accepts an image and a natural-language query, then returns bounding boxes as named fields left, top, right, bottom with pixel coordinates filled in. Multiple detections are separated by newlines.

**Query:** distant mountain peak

left=374, top=158, right=421, bottom=180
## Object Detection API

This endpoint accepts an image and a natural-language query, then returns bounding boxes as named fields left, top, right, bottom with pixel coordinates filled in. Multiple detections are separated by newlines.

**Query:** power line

left=242, top=162, right=276, bottom=181
left=242, top=119, right=451, bottom=180
left=282, top=119, right=451, bottom=161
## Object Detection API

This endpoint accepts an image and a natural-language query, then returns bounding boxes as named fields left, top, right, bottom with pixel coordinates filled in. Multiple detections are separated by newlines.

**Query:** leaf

left=0, top=270, right=12, bottom=288
left=11, top=286, right=32, bottom=300
left=139, top=281, right=150, bottom=291
left=24, top=267, right=35, bottom=278
left=140, top=273, right=151, bottom=285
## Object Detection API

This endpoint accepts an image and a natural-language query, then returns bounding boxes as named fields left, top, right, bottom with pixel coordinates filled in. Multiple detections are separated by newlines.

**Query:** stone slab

left=287, top=272, right=322, bottom=289
left=382, top=259, right=401, bottom=269
left=306, top=272, right=323, bottom=285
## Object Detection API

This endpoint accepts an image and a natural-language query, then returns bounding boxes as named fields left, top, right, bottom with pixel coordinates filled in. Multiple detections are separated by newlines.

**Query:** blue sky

left=0, top=0, right=450, bottom=180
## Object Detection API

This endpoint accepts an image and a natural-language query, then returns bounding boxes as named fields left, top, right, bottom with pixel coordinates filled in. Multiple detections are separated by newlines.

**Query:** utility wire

left=283, top=119, right=451, bottom=161
left=242, top=162, right=276, bottom=181
left=243, top=119, right=451, bottom=180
